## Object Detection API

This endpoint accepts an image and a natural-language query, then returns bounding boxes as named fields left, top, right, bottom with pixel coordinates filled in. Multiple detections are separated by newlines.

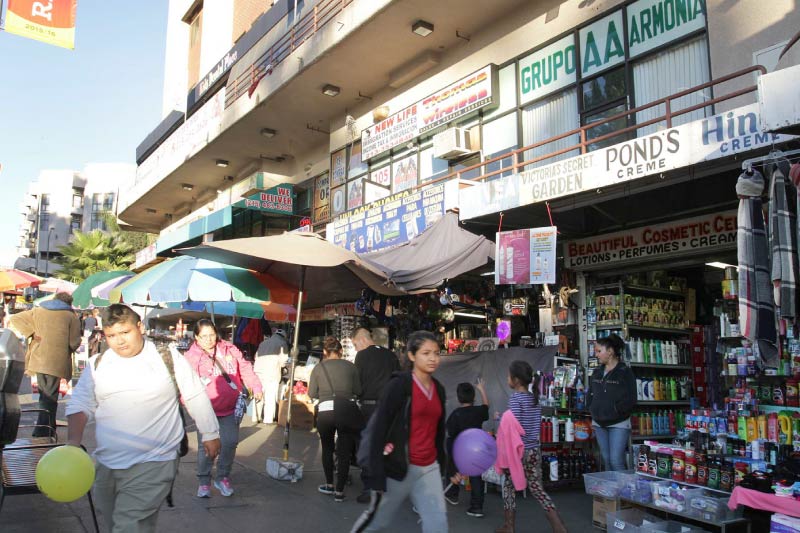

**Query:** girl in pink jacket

left=183, top=319, right=263, bottom=498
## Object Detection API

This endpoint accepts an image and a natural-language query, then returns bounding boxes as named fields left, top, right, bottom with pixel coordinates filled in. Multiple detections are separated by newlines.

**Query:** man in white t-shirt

left=67, top=304, right=220, bottom=532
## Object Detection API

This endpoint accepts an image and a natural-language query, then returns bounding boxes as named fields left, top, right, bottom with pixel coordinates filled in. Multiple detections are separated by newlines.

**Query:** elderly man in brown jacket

left=9, top=292, right=81, bottom=437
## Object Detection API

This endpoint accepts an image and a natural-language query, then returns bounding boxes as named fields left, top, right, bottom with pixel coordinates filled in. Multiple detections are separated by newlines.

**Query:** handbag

left=212, top=350, right=251, bottom=424
left=319, top=361, right=365, bottom=432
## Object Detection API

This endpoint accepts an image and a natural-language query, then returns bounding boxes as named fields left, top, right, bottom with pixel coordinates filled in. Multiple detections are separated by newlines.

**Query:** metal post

left=45, top=227, right=54, bottom=277
left=283, top=265, right=306, bottom=461
left=34, top=196, right=42, bottom=276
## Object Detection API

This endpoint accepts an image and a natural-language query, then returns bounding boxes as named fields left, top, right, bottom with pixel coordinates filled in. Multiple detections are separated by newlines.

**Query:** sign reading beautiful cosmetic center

left=565, top=210, right=736, bottom=270
left=460, top=103, right=794, bottom=219
left=361, top=65, right=497, bottom=160
left=496, top=227, right=557, bottom=285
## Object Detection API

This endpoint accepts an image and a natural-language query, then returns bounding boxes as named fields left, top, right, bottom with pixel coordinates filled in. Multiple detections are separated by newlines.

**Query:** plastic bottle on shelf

left=669, top=377, right=678, bottom=401
left=643, top=339, right=650, bottom=363
left=552, top=418, right=560, bottom=443
left=668, top=410, right=676, bottom=434
left=565, top=418, right=575, bottom=442
left=636, top=338, right=644, bottom=362
left=656, top=341, right=663, bottom=364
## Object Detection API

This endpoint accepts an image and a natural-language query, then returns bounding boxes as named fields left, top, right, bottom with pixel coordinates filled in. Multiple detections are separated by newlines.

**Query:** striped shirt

left=508, top=391, right=541, bottom=449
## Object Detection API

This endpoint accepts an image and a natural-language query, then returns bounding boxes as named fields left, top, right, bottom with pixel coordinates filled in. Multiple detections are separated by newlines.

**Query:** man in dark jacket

left=352, top=328, right=400, bottom=503
left=9, top=292, right=81, bottom=437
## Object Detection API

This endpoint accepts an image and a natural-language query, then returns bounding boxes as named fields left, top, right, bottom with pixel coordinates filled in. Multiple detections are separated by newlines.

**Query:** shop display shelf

left=597, top=323, right=624, bottom=330
left=619, top=496, right=748, bottom=533
left=628, top=325, right=691, bottom=335
left=630, top=363, right=693, bottom=370
left=631, top=434, right=680, bottom=441
left=541, top=440, right=594, bottom=446
left=637, top=400, right=691, bottom=406
left=555, top=355, right=581, bottom=363
left=593, top=283, right=686, bottom=298
left=634, top=472, right=731, bottom=496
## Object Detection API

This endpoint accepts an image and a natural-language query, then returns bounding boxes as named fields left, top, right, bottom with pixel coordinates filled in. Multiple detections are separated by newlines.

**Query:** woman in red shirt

left=352, top=331, right=448, bottom=532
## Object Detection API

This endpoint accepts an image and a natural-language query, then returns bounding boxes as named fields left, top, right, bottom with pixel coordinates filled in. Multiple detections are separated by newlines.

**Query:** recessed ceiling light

left=145, top=208, right=157, bottom=214
left=260, top=128, right=277, bottom=138
left=322, top=84, right=340, bottom=97
left=181, top=183, right=194, bottom=191
left=215, top=159, right=229, bottom=167
left=412, top=20, right=434, bottom=37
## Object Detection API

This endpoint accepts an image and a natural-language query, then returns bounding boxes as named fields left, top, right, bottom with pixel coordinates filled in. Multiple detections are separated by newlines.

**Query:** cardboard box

left=592, top=496, right=632, bottom=530
left=277, top=399, right=315, bottom=429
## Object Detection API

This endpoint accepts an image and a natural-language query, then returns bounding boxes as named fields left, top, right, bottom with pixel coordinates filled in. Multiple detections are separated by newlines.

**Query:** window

left=71, top=215, right=82, bottom=231
left=581, top=68, right=626, bottom=111
left=482, top=113, right=519, bottom=179
left=40, top=194, right=50, bottom=212
left=483, top=64, right=517, bottom=119
left=419, top=147, right=449, bottom=184
left=190, top=14, right=201, bottom=47
left=103, top=193, right=115, bottom=211
left=91, top=193, right=102, bottom=212
left=581, top=67, right=630, bottom=151
left=39, top=214, right=50, bottom=232
left=585, top=103, right=629, bottom=151
left=521, top=89, right=580, bottom=169
left=90, top=213, right=106, bottom=231
left=72, top=194, right=83, bottom=209
left=348, top=142, right=368, bottom=179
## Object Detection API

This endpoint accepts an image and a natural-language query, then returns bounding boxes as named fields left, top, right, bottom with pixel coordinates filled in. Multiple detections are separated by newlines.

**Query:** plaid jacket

left=768, top=161, right=798, bottom=319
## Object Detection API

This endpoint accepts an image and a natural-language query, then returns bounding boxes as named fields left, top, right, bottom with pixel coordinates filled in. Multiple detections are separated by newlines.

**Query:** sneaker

left=356, top=491, right=371, bottom=504
left=334, top=491, right=345, bottom=502
left=444, top=493, right=459, bottom=506
left=466, top=507, right=485, bottom=518
left=318, top=484, right=335, bottom=495
left=213, top=478, right=234, bottom=497
left=197, top=484, right=211, bottom=498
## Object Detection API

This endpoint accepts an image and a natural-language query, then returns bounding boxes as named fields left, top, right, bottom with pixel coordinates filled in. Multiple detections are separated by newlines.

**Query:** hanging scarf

left=768, top=159, right=798, bottom=319
left=737, top=169, right=777, bottom=355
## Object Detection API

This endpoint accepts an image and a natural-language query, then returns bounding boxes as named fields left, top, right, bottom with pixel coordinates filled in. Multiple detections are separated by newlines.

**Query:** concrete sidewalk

left=1, top=391, right=594, bottom=532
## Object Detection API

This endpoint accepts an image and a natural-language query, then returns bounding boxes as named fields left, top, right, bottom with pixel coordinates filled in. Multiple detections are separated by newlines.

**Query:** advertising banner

left=326, top=181, right=452, bottom=254
left=331, top=185, right=347, bottom=217
left=518, top=34, right=576, bottom=105
left=347, top=177, right=364, bottom=210
left=364, top=181, right=390, bottom=204
left=460, top=103, right=795, bottom=219
left=564, top=210, right=737, bottom=270
left=331, top=148, right=347, bottom=187
left=392, top=154, right=418, bottom=194
left=312, top=173, right=330, bottom=223
left=234, top=183, right=293, bottom=214
left=579, top=10, right=625, bottom=77
left=361, top=65, right=497, bottom=160
left=5, top=0, right=77, bottom=49
left=495, top=227, right=557, bottom=285
left=627, top=0, right=707, bottom=58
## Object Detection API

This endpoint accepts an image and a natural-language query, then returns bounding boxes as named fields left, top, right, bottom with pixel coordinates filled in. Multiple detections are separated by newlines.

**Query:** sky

left=0, top=2, right=168, bottom=268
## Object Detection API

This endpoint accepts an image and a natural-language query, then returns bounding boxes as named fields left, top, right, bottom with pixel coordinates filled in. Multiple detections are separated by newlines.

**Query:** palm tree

left=54, top=230, right=135, bottom=283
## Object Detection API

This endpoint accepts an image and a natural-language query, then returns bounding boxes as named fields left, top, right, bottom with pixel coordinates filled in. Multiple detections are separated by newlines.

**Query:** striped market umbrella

left=109, top=256, right=296, bottom=309
left=72, top=270, right=135, bottom=309
left=38, top=277, right=78, bottom=294
left=172, top=301, right=297, bottom=321
left=90, top=274, right=134, bottom=300
left=0, top=269, right=42, bottom=292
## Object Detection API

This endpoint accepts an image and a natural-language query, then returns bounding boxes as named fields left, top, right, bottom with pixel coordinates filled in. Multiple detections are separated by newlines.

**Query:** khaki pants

left=253, top=356, right=281, bottom=423
left=94, top=458, right=179, bottom=533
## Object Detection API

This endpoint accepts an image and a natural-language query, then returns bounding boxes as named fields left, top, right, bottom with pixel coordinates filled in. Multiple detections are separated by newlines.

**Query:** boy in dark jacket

left=445, top=379, right=489, bottom=517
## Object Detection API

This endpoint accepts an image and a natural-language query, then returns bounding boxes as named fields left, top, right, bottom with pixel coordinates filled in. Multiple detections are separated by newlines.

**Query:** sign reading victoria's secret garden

left=564, top=210, right=737, bottom=269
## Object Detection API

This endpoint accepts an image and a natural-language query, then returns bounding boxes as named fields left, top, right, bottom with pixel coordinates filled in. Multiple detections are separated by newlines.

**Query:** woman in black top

left=587, top=334, right=637, bottom=471
left=309, top=336, right=363, bottom=501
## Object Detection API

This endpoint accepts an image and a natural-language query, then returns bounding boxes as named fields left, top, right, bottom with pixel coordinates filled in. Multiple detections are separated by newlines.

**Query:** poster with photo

left=392, top=154, right=418, bottom=194
left=347, top=177, right=364, bottom=210
left=331, top=185, right=347, bottom=217
left=348, top=142, right=368, bottom=179
left=530, top=226, right=557, bottom=284
left=331, top=148, right=347, bottom=187
left=494, top=226, right=557, bottom=285
left=364, top=181, right=390, bottom=204
left=370, top=165, right=391, bottom=187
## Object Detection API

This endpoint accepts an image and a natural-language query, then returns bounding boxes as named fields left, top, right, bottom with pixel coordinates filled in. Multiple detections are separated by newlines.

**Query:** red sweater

left=409, top=378, right=442, bottom=467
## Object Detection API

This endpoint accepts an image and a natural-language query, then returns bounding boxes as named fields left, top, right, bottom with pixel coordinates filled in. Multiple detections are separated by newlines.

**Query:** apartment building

left=15, top=163, right=135, bottom=275
left=121, top=0, right=799, bottom=265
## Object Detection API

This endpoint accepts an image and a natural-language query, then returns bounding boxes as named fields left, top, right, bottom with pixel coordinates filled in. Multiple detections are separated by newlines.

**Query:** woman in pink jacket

left=183, top=319, right=263, bottom=498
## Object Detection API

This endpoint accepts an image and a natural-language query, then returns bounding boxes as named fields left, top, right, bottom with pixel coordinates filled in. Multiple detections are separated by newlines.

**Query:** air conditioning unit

left=432, top=128, right=475, bottom=160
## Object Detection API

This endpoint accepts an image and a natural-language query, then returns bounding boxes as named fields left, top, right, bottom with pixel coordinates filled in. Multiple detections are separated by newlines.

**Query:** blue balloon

left=453, top=428, right=497, bottom=476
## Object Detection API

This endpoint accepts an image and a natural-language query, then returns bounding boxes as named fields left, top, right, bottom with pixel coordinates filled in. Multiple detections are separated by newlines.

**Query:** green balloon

left=35, top=446, right=95, bottom=502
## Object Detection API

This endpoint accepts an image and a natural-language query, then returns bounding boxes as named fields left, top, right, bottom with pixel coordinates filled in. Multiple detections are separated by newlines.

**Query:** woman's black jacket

left=587, top=362, right=638, bottom=427
left=359, top=371, right=447, bottom=491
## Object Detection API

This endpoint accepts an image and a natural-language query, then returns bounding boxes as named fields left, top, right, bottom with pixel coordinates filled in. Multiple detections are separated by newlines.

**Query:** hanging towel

left=737, top=169, right=777, bottom=357
left=768, top=159, right=798, bottom=319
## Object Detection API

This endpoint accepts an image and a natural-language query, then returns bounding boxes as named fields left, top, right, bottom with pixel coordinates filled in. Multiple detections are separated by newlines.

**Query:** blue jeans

left=594, top=425, right=630, bottom=471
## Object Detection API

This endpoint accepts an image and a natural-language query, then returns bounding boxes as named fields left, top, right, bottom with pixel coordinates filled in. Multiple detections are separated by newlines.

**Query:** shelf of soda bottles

left=630, top=363, right=693, bottom=370
left=638, top=400, right=691, bottom=405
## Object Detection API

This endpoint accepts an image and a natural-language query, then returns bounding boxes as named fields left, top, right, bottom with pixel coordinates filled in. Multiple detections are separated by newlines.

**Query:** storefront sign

left=331, top=148, right=347, bottom=187
left=188, top=48, right=239, bottom=110
left=312, top=173, right=330, bottom=223
left=292, top=218, right=313, bottom=233
left=496, top=227, right=557, bottom=285
left=324, top=302, right=359, bottom=317
left=564, top=210, right=737, bottom=269
left=627, top=0, right=706, bottom=58
left=370, top=165, right=391, bottom=187
left=5, top=0, right=77, bottom=49
left=392, top=154, right=418, bottom=194
left=235, top=183, right=294, bottom=214
left=460, top=103, right=794, bottom=219
left=134, top=243, right=157, bottom=270
left=361, top=65, right=497, bottom=160
left=518, top=34, right=576, bottom=105
left=331, top=185, right=347, bottom=217
left=579, top=10, right=625, bottom=77
left=347, top=177, right=364, bottom=210
left=326, top=181, right=456, bottom=254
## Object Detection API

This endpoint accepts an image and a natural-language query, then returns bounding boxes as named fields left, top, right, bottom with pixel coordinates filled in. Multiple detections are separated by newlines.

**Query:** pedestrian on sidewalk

left=494, top=360, right=567, bottom=533
left=444, top=379, right=489, bottom=518
left=587, top=334, right=636, bottom=472
left=66, top=304, right=221, bottom=533
left=9, top=291, right=81, bottom=437
left=184, top=319, right=263, bottom=498
left=253, top=327, right=288, bottom=423
left=352, top=327, right=400, bottom=503
left=352, top=331, right=448, bottom=533
left=309, top=336, right=363, bottom=502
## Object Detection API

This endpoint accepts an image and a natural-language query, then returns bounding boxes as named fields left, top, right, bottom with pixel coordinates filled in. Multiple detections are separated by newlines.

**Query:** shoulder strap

left=210, top=347, right=233, bottom=384
left=160, top=347, right=181, bottom=400
left=93, top=352, right=105, bottom=371
left=319, top=360, right=336, bottom=398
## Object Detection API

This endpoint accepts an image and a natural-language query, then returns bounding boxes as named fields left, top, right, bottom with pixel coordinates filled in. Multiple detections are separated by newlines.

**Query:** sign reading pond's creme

left=459, top=103, right=795, bottom=219
left=564, top=210, right=737, bottom=270
left=326, top=181, right=459, bottom=254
